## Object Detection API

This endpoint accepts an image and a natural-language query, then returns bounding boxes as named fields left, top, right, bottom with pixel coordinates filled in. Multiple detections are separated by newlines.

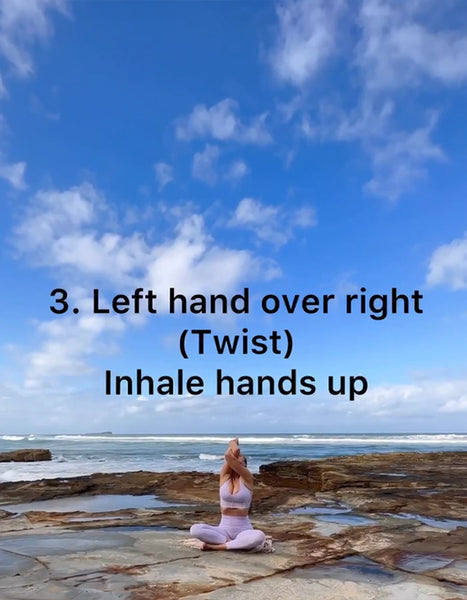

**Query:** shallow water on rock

left=391, top=512, right=467, bottom=530
left=100, top=525, right=181, bottom=532
left=291, top=555, right=402, bottom=584
left=314, top=513, right=376, bottom=526
left=0, top=494, right=182, bottom=514
left=282, top=504, right=376, bottom=526
left=397, top=553, right=454, bottom=573
left=0, top=548, right=35, bottom=576
left=289, top=505, right=350, bottom=515
left=0, top=530, right=133, bottom=556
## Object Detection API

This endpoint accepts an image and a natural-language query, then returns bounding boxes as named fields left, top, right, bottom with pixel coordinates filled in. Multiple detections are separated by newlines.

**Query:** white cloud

left=13, top=182, right=279, bottom=392
left=225, top=159, right=249, bottom=183
left=365, top=112, right=446, bottom=200
left=25, top=296, right=124, bottom=389
left=14, top=184, right=159, bottom=285
left=192, top=144, right=220, bottom=185
left=269, top=0, right=467, bottom=200
left=426, top=232, right=467, bottom=290
left=0, top=0, right=68, bottom=80
left=277, top=95, right=303, bottom=123
left=192, top=148, right=249, bottom=186
left=269, top=0, right=346, bottom=87
left=109, top=374, right=467, bottom=429
left=0, top=72, right=6, bottom=97
left=15, top=182, right=277, bottom=293
left=233, top=197, right=279, bottom=228
left=14, top=182, right=105, bottom=257
left=298, top=97, right=445, bottom=201
left=176, top=98, right=272, bottom=145
left=230, top=197, right=317, bottom=247
left=154, top=396, right=214, bottom=414
left=154, top=161, right=174, bottom=191
left=329, top=97, right=395, bottom=142
left=289, top=205, right=318, bottom=228
left=0, top=1, right=66, bottom=200
left=352, top=376, right=467, bottom=418
left=440, top=395, right=467, bottom=413
left=0, top=160, right=26, bottom=189
left=145, top=213, right=278, bottom=299
left=352, top=2, right=467, bottom=199
left=357, top=0, right=467, bottom=92
left=3, top=370, right=467, bottom=433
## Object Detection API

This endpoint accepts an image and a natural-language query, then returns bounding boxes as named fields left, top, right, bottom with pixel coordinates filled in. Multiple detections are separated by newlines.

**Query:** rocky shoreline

left=0, top=450, right=466, bottom=599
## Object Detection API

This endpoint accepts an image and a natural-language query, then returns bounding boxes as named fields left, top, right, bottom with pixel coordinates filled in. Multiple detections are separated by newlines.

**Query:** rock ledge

left=0, top=449, right=52, bottom=462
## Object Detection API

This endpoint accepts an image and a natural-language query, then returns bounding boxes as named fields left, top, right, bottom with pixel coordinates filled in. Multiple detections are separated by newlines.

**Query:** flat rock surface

left=0, top=451, right=466, bottom=599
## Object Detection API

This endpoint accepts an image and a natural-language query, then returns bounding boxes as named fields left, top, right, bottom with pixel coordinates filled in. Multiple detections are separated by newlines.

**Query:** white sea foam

left=0, top=459, right=165, bottom=482
left=0, top=469, right=18, bottom=481
left=7, top=433, right=467, bottom=445
left=199, top=453, right=224, bottom=460
left=2, top=432, right=466, bottom=483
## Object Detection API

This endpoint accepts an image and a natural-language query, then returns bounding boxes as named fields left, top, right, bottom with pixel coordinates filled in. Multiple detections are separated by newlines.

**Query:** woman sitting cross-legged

left=189, top=438, right=266, bottom=551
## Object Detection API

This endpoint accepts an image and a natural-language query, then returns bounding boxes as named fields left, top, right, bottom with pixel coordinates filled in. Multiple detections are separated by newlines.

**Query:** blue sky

left=1, top=0, right=467, bottom=434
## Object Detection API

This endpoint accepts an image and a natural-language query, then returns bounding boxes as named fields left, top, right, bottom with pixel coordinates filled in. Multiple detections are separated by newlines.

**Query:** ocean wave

left=24, top=433, right=467, bottom=445
left=0, top=469, right=19, bottom=481
left=50, top=434, right=236, bottom=443
left=0, top=457, right=213, bottom=482
left=0, top=435, right=26, bottom=441
left=162, top=454, right=188, bottom=459
left=199, top=453, right=224, bottom=460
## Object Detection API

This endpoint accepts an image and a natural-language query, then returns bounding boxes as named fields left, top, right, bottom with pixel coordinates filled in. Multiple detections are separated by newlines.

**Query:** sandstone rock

left=0, top=451, right=466, bottom=599
left=0, top=449, right=51, bottom=463
left=259, top=451, right=467, bottom=519
left=0, top=451, right=466, bottom=522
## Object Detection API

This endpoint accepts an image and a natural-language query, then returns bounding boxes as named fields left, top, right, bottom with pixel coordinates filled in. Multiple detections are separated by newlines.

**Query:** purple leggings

left=190, top=515, right=265, bottom=550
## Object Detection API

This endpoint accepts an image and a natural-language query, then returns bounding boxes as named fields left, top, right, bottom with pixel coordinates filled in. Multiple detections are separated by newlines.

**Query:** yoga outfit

left=190, top=478, right=266, bottom=550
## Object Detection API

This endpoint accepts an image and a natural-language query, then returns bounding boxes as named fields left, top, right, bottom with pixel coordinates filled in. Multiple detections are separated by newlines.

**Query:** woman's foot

left=202, top=542, right=227, bottom=551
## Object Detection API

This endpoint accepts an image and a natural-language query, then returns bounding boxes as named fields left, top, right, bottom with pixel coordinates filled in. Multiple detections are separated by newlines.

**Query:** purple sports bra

left=220, top=478, right=253, bottom=509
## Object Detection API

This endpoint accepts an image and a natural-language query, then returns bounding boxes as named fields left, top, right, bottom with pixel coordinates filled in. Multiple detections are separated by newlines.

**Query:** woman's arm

left=220, top=459, right=230, bottom=480
left=220, top=438, right=238, bottom=481
left=228, top=437, right=240, bottom=457
left=223, top=448, right=254, bottom=487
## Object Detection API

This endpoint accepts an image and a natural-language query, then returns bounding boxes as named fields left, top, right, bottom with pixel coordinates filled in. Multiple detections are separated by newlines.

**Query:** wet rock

left=259, top=451, right=467, bottom=520
left=1, top=451, right=466, bottom=523
left=0, top=470, right=219, bottom=505
left=0, top=451, right=467, bottom=599
left=0, top=449, right=51, bottom=463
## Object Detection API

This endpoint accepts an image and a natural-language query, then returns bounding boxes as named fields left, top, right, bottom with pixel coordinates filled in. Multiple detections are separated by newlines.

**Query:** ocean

left=1, top=433, right=466, bottom=482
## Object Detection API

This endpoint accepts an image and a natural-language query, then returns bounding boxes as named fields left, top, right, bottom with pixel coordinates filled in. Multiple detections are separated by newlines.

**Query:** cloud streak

left=267, top=0, right=467, bottom=200
left=176, top=99, right=272, bottom=146
left=427, top=232, right=467, bottom=290
left=0, top=0, right=68, bottom=82
left=269, top=0, right=346, bottom=86
left=229, top=197, right=317, bottom=247
left=154, top=162, right=174, bottom=191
